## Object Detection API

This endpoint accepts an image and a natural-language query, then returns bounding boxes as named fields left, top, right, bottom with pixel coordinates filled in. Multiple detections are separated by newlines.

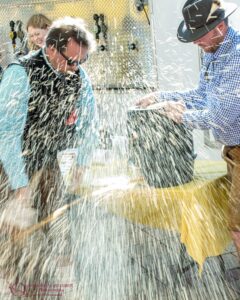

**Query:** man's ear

left=216, top=20, right=228, bottom=36
left=218, top=20, right=227, bottom=31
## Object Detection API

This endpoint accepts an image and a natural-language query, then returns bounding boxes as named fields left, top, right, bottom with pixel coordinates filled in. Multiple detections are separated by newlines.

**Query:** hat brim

left=177, top=2, right=238, bottom=43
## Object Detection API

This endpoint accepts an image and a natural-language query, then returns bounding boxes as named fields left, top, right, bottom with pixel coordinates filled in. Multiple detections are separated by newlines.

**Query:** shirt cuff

left=182, top=111, right=196, bottom=129
left=10, top=173, right=29, bottom=190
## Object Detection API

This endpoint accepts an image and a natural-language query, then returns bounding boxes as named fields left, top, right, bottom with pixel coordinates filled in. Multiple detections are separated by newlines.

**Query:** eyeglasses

left=59, top=51, right=88, bottom=66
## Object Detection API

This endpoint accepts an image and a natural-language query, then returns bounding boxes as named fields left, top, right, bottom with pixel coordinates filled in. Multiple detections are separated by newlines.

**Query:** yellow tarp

left=75, top=160, right=231, bottom=273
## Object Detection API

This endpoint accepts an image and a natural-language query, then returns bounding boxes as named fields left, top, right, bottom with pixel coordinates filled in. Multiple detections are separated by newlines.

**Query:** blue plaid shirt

left=156, top=26, right=240, bottom=146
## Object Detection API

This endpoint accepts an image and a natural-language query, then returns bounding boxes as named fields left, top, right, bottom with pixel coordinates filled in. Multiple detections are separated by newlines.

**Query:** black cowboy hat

left=177, top=0, right=238, bottom=43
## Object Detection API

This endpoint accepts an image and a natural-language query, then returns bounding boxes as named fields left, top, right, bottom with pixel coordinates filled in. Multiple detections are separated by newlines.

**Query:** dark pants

left=222, top=146, right=240, bottom=231
left=0, top=161, right=67, bottom=285
left=0, top=160, right=65, bottom=223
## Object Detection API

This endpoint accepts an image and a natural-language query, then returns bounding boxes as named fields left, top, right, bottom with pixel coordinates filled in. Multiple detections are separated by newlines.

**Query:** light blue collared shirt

left=0, top=52, right=98, bottom=190
left=156, top=27, right=240, bottom=146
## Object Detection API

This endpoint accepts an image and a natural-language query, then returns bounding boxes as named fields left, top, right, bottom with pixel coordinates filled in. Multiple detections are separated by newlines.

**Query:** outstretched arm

left=0, top=64, right=30, bottom=190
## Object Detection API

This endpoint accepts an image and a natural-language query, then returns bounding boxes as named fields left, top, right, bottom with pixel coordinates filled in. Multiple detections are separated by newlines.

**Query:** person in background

left=137, top=0, right=240, bottom=268
left=26, top=13, right=52, bottom=51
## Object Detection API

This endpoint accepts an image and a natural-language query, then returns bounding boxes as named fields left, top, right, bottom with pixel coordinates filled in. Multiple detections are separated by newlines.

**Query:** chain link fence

left=0, top=0, right=157, bottom=89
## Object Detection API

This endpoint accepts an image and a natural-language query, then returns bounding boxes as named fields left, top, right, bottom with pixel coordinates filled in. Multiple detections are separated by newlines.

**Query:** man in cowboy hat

left=137, top=0, right=240, bottom=264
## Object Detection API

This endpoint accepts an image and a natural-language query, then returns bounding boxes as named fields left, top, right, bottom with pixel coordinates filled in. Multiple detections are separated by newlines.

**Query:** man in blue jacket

left=0, top=16, right=98, bottom=225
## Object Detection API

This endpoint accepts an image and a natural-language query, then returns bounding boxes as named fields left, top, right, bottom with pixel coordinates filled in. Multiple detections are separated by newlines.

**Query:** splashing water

left=0, top=0, right=238, bottom=299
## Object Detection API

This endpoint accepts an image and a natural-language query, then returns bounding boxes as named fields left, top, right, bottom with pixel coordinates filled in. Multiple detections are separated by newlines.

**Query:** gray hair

left=45, top=16, right=96, bottom=53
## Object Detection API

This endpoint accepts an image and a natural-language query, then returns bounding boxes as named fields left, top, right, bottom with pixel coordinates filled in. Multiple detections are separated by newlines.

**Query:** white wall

left=150, top=0, right=240, bottom=91
left=229, top=0, right=240, bottom=30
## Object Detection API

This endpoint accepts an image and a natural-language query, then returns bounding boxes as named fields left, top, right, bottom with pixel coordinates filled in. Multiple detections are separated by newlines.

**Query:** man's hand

left=68, top=166, right=86, bottom=194
left=158, top=100, right=186, bottom=124
left=135, top=94, right=186, bottom=123
left=14, top=186, right=32, bottom=205
left=0, top=186, right=37, bottom=233
left=135, top=93, right=157, bottom=108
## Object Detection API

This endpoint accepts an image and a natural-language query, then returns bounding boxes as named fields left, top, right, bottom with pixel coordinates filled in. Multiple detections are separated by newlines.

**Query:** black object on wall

left=9, top=20, right=17, bottom=51
left=93, top=14, right=101, bottom=41
left=93, top=13, right=108, bottom=51
left=127, top=108, right=195, bottom=188
left=135, top=0, right=149, bottom=11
